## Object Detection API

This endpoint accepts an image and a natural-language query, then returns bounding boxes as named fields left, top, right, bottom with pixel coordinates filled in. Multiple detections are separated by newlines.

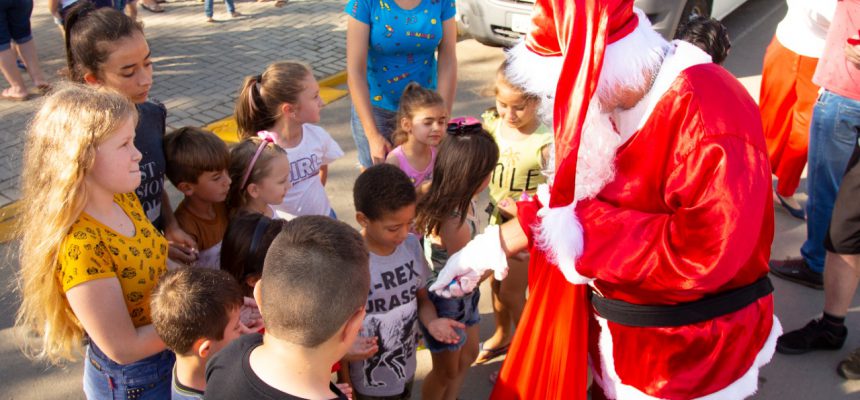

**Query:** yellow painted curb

left=207, top=70, right=349, bottom=144
left=319, top=70, right=348, bottom=87
left=0, top=201, right=21, bottom=243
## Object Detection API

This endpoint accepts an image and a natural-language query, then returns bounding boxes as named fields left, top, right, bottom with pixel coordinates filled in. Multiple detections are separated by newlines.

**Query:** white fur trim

left=505, top=41, right=564, bottom=100
left=505, top=41, right=564, bottom=125
left=534, top=200, right=592, bottom=285
left=632, top=39, right=713, bottom=133
left=594, top=315, right=782, bottom=399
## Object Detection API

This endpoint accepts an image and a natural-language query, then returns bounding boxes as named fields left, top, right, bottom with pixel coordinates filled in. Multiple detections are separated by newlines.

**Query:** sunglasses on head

left=447, top=116, right=483, bottom=136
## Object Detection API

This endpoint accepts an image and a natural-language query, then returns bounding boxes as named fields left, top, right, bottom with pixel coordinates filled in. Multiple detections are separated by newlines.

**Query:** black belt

left=589, top=277, right=773, bottom=328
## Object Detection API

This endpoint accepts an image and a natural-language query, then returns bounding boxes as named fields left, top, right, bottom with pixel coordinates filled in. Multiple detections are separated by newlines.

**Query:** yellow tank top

left=58, top=193, right=168, bottom=327
left=483, top=110, right=553, bottom=225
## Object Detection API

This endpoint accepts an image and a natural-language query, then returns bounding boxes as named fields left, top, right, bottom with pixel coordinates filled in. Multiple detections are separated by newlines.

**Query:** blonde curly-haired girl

left=16, top=84, right=173, bottom=398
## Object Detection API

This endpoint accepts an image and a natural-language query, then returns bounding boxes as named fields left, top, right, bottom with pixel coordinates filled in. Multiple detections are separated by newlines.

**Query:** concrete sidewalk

left=0, top=0, right=349, bottom=208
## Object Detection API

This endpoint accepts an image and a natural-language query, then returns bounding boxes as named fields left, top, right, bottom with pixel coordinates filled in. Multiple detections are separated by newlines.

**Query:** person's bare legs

left=0, top=47, right=28, bottom=98
left=488, top=277, right=510, bottom=348
left=443, top=325, right=480, bottom=400
left=422, top=349, right=459, bottom=400
left=14, top=40, right=47, bottom=88
left=823, top=252, right=860, bottom=317
left=125, top=0, right=138, bottom=20
left=485, top=256, right=527, bottom=351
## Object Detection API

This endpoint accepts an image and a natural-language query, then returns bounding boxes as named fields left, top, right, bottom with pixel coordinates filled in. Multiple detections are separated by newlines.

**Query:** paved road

left=2, top=0, right=860, bottom=398
left=0, top=0, right=348, bottom=207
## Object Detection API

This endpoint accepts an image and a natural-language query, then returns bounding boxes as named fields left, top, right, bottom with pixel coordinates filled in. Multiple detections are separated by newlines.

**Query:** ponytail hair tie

left=240, top=136, right=275, bottom=190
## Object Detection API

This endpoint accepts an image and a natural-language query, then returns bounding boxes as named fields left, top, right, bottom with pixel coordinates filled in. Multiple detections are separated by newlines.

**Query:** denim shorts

left=350, top=105, right=397, bottom=168
left=0, top=0, right=33, bottom=51
left=83, top=341, right=175, bottom=400
left=418, top=288, right=480, bottom=353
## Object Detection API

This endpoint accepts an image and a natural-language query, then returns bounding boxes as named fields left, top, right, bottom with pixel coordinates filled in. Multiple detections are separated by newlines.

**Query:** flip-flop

left=141, top=3, right=164, bottom=12
left=1, top=92, right=30, bottom=102
left=776, top=193, right=805, bottom=220
left=475, top=342, right=510, bottom=365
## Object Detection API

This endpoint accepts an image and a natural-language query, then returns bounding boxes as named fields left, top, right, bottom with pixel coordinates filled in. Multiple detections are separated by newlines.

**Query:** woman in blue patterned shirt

left=345, top=0, right=458, bottom=169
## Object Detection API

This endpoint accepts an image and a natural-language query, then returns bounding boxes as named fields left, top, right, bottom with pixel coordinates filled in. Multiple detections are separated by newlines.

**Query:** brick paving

left=0, top=0, right=348, bottom=208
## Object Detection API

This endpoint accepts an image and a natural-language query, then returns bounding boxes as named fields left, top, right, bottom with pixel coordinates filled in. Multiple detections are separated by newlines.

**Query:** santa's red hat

left=512, top=0, right=641, bottom=283
left=529, top=0, right=637, bottom=208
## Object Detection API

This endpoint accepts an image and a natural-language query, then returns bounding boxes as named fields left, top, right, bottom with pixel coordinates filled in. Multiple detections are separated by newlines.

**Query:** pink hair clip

left=257, top=130, right=278, bottom=142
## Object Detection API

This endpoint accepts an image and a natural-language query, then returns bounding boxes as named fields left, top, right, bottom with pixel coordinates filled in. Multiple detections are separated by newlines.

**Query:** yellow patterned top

left=58, top=193, right=168, bottom=327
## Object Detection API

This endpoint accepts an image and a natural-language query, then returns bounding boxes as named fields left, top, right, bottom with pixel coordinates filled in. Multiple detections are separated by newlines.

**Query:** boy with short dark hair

left=163, top=126, right=232, bottom=269
left=346, top=164, right=463, bottom=400
left=150, top=267, right=245, bottom=400
left=205, top=215, right=370, bottom=400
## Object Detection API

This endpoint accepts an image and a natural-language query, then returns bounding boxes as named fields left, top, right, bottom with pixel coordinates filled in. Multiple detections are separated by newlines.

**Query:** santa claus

left=428, top=0, right=780, bottom=399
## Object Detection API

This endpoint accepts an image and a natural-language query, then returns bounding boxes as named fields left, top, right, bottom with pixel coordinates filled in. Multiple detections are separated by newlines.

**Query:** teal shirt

left=345, top=0, right=456, bottom=111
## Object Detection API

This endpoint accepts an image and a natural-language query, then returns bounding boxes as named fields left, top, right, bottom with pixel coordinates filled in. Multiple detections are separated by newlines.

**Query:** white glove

left=428, top=224, right=509, bottom=298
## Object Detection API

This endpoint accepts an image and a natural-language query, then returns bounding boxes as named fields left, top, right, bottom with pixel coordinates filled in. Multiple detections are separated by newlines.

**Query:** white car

left=456, top=0, right=749, bottom=47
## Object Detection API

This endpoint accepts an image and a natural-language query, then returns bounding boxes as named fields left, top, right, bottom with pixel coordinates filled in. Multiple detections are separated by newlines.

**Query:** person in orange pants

left=760, top=0, right=834, bottom=219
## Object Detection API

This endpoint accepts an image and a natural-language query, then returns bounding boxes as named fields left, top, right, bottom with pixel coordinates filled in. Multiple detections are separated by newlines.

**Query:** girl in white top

left=235, top=61, right=344, bottom=218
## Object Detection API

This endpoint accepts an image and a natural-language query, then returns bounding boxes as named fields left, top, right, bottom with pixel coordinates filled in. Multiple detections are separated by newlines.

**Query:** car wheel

left=676, top=0, right=711, bottom=35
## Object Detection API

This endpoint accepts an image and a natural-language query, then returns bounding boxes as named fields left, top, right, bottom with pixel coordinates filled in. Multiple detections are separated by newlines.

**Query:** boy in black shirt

left=205, top=216, right=370, bottom=399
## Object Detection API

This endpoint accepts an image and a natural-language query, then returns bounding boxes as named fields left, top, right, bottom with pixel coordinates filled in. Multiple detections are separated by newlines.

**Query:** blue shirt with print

left=345, top=0, right=456, bottom=111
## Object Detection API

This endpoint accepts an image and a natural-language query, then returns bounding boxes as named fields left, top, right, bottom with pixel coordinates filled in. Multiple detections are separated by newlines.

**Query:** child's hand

left=167, top=243, right=198, bottom=264
left=165, top=226, right=199, bottom=264
left=847, top=36, right=860, bottom=69
left=497, top=197, right=518, bottom=219
left=427, top=318, right=465, bottom=344
left=343, top=336, right=379, bottom=361
left=335, top=382, right=353, bottom=399
left=239, top=297, right=263, bottom=332
left=239, top=320, right=264, bottom=335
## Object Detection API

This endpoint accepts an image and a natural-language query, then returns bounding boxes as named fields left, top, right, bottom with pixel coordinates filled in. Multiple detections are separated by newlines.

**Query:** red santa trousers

left=490, top=247, right=589, bottom=400
left=760, top=36, right=820, bottom=197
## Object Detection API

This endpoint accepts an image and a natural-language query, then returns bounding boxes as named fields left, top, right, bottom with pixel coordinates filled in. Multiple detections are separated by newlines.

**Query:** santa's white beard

left=570, top=100, right=623, bottom=201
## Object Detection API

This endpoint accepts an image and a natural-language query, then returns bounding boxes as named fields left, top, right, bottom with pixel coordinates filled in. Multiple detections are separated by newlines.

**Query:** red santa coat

left=493, top=47, right=778, bottom=399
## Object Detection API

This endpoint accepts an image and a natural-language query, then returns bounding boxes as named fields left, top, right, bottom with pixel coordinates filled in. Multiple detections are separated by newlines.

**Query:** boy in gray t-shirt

left=347, top=165, right=465, bottom=399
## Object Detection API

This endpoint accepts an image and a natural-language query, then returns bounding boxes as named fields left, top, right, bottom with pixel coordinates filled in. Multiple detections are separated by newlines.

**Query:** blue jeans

left=350, top=105, right=397, bottom=168
left=204, top=0, right=235, bottom=18
left=801, top=90, right=860, bottom=273
left=83, top=341, right=174, bottom=400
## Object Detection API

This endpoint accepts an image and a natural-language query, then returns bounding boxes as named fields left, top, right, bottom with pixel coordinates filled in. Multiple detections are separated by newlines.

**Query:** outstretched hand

left=428, top=225, right=509, bottom=298
left=426, top=318, right=466, bottom=344
left=427, top=249, right=483, bottom=298
left=343, top=335, right=379, bottom=361
left=239, top=296, right=263, bottom=332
